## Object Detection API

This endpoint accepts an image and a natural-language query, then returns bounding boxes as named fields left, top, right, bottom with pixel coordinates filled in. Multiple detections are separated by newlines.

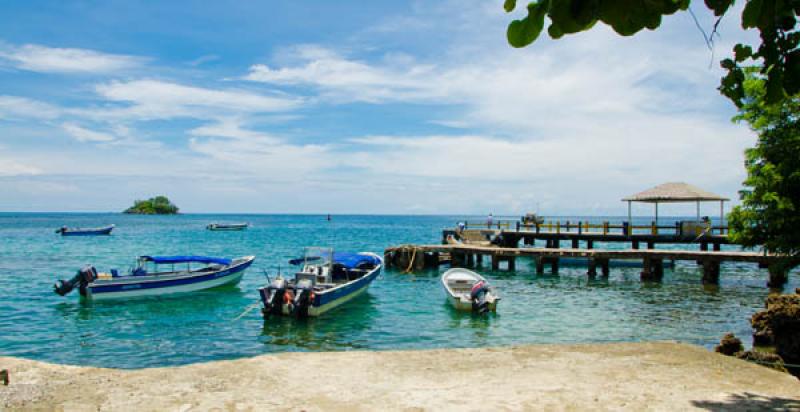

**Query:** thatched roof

left=622, top=182, right=729, bottom=203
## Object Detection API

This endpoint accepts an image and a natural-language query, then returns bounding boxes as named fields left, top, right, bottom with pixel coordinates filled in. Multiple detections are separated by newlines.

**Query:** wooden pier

left=383, top=244, right=789, bottom=287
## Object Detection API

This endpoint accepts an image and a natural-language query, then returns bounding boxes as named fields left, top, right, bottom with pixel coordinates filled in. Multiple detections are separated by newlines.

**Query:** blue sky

left=0, top=1, right=759, bottom=215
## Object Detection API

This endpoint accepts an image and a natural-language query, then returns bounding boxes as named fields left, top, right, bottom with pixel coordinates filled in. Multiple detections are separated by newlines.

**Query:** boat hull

left=60, top=226, right=114, bottom=236
left=85, top=257, right=254, bottom=300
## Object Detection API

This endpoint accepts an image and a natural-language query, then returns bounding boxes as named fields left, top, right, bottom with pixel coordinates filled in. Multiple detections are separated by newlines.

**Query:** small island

left=124, top=196, right=179, bottom=215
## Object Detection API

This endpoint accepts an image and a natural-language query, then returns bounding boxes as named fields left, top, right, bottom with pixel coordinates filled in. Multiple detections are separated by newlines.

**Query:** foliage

left=727, top=71, right=800, bottom=264
left=124, top=196, right=179, bottom=215
left=503, top=0, right=799, bottom=106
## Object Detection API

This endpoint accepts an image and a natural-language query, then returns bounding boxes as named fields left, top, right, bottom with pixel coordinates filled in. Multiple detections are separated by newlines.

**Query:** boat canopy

left=333, top=252, right=380, bottom=269
left=140, top=256, right=232, bottom=265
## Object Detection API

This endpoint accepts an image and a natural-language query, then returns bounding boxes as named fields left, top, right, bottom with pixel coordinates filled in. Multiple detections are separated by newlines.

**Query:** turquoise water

left=0, top=213, right=795, bottom=369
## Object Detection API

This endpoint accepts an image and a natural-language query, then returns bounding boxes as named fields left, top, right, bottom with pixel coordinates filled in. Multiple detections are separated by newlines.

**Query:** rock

left=715, top=333, right=744, bottom=356
left=0, top=369, right=7, bottom=386
left=736, top=350, right=788, bottom=373
left=750, top=291, right=800, bottom=375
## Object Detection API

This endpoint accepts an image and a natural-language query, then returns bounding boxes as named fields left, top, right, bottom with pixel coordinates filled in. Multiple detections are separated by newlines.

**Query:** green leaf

left=704, top=0, right=734, bottom=16
left=504, top=0, right=517, bottom=12
left=507, top=0, right=550, bottom=47
left=733, top=44, right=753, bottom=62
left=741, top=0, right=763, bottom=29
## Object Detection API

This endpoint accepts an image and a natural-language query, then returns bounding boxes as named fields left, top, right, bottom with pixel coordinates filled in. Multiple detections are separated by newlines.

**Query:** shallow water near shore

left=0, top=213, right=797, bottom=368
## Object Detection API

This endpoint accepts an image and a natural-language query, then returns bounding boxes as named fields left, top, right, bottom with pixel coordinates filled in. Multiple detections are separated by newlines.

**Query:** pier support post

left=587, top=240, right=594, bottom=249
left=647, top=241, right=654, bottom=250
left=554, top=239, right=561, bottom=249
left=600, top=258, right=610, bottom=277
left=701, top=260, right=721, bottom=284
left=476, top=254, right=483, bottom=266
left=451, top=252, right=464, bottom=268
left=466, top=253, right=475, bottom=267
left=424, top=252, right=440, bottom=269
left=491, top=254, right=500, bottom=271
left=572, top=238, right=579, bottom=249
left=713, top=243, right=721, bottom=251
left=551, top=257, right=560, bottom=275
left=508, top=256, right=516, bottom=271
left=587, top=258, right=597, bottom=278
left=535, top=257, right=544, bottom=275
left=767, top=264, right=788, bottom=288
left=632, top=240, right=640, bottom=250
left=700, top=242, right=708, bottom=251
left=641, top=257, right=663, bottom=281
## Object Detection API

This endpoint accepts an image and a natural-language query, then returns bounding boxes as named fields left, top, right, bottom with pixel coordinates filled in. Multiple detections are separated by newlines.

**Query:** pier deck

left=384, top=244, right=789, bottom=287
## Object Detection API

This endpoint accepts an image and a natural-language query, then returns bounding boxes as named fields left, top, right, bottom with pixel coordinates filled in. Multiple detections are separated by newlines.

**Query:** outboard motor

left=54, top=265, right=97, bottom=297
left=470, top=280, right=491, bottom=314
left=259, top=278, right=287, bottom=319
left=291, top=278, right=314, bottom=318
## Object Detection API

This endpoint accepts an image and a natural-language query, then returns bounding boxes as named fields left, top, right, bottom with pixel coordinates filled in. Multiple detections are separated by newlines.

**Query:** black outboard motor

left=291, top=278, right=314, bottom=318
left=470, top=280, right=491, bottom=314
left=54, top=265, right=97, bottom=297
left=259, top=278, right=287, bottom=319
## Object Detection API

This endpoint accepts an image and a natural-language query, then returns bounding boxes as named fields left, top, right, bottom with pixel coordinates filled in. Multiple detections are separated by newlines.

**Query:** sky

left=0, top=1, right=760, bottom=216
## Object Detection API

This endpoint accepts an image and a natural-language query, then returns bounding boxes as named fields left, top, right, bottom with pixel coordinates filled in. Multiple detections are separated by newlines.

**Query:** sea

left=0, top=213, right=796, bottom=369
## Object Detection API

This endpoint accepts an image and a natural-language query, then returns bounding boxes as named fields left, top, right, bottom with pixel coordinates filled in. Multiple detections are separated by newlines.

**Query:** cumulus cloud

left=0, top=95, right=61, bottom=120
left=0, top=43, right=144, bottom=73
left=61, top=123, right=115, bottom=142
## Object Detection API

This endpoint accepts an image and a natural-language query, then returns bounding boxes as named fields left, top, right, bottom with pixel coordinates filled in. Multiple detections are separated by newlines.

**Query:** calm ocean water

left=0, top=213, right=796, bottom=368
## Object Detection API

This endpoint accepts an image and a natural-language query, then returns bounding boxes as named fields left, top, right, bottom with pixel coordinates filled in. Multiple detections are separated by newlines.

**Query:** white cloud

left=0, top=95, right=61, bottom=120
left=83, top=79, right=302, bottom=121
left=0, top=44, right=144, bottom=73
left=61, top=123, right=115, bottom=142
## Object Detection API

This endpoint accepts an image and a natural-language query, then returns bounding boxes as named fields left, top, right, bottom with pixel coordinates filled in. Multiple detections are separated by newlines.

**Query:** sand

left=1, top=341, right=798, bottom=411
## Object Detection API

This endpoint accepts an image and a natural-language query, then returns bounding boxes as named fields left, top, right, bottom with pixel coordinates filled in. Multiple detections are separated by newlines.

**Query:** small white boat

left=207, top=223, right=249, bottom=231
left=441, top=268, right=499, bottom=313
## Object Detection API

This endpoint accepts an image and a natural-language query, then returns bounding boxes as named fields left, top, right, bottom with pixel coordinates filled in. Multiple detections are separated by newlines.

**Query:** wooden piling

left=535, top=257, right=544, bottom=275
left=572, top=238, right=579, bottom=249
left=508, top=256, right=516, bottom=271
left=587, top=258, right=598, bottom=278
left=491, top=254, right=500, bottom=271
left=767, top=265, right=788, bottom=288
left=701, top=260, right=720, bottom=284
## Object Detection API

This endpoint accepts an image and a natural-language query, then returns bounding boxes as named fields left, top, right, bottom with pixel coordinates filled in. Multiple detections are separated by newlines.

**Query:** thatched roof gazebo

left=622, top=182, right=729, bottom=226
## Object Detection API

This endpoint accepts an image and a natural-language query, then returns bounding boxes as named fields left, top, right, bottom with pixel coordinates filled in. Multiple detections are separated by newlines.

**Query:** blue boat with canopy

left=259, top=247, right=382, bottom=319
left=54, top=254, right=255, bottom=300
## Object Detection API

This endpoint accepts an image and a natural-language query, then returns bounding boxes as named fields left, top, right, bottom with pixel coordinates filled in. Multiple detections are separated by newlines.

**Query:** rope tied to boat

left=232, top=302, right=261, bottom=321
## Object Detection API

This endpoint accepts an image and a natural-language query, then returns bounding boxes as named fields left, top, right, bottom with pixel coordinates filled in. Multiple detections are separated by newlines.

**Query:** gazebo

left=622, top=182, right=729, bottom=228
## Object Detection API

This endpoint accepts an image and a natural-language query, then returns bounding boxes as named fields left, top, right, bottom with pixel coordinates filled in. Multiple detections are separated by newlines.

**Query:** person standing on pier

left=487, top=213, right=493, bottom=228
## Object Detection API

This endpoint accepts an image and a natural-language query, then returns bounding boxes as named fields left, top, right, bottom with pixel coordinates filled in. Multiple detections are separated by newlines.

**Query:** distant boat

left=441, top=268, right=500, bottom=314
left=206, top=223, right=249, bottom=231
left=56, top=225, right=114, bottom=236
left=259, top=247, right=382, bottom=319
left=54, top=255, right=255, bottom=300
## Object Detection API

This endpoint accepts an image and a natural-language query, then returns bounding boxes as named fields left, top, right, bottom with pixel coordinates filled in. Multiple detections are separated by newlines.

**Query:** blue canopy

left=140, top=256, right=232, bottom=266
left=333, top=252, right=380, bottom=269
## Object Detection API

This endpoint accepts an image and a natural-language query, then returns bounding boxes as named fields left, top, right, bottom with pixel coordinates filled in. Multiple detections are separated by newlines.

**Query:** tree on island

left=502, top=0, right=799, bottom=268
left=124, top=196, right=179, bottom=215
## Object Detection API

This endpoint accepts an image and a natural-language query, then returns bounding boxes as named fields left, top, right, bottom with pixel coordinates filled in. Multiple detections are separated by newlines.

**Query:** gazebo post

left=719, top=200, right=724, bottom=233
left=654, top=202, right=658, bottom=225
left=696, top=200, right=700, bottom=222
left=627, top=200, right=632, bottom=235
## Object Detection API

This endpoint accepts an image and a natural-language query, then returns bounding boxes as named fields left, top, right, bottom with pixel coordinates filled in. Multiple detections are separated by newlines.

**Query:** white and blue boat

left=56, top=225, right=114, bottom=236
left=54, top=255, right=255, bottom=300
left=207, top=222, right=249, bottom=231
left=259, top=248, right=382, bottom=319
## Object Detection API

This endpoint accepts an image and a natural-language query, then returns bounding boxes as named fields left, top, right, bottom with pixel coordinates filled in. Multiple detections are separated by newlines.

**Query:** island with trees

left=123, top=196, right=180, bottom=215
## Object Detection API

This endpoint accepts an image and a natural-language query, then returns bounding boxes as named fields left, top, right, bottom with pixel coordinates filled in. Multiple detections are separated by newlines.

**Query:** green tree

left=728, top=71, right=800, bottom=266
left=124, top=196, right=179, bottom=215
left=502, top=0, right=799, bottom=105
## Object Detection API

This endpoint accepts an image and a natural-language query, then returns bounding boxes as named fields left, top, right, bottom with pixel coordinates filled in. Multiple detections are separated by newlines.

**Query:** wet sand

left=1, top=341, right=798, bottom=411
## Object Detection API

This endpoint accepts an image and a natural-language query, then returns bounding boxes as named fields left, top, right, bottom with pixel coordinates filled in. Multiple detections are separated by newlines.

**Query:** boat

left=54, top=255, right=255, bottom=300
left=56, top=225, right=114, bottom=236
left=259, top=247, right=382, bottom=319
left=441, top=268, right=500, bottom=314
left=207, top=223, right=249, bottom=231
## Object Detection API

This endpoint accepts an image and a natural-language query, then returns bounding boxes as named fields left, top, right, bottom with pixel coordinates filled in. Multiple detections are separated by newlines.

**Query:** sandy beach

left=1, top=341, right=798, bottom=411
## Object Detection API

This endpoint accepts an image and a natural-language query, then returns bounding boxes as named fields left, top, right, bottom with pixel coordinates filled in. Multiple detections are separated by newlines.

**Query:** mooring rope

left=403, top=246, right=418, bottom=273
left=232, top=302, right=260, bottom=321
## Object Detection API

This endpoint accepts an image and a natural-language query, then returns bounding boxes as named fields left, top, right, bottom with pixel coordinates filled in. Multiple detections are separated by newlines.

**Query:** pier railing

left=462, top=220, right=729, bottom=236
